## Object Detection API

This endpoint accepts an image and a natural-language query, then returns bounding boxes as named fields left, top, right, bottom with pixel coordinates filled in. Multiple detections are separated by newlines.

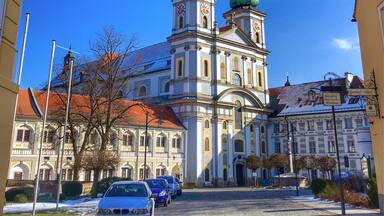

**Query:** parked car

left=97, top=181, right=155, bottom=216
left=175, top=178, right=183, bottom=195
left=145, top=178, right=171, bottom=207
left=157, top=175, right=177, bottom=198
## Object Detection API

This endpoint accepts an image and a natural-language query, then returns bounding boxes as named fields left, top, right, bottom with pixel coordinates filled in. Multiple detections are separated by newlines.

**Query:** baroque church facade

left=122, top=0, right=272, bottom=186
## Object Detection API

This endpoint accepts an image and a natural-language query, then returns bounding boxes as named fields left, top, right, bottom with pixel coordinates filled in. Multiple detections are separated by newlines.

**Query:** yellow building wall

left=354, top=0, right=384, bottom=213
left=0, top=0, right=22, bottom=213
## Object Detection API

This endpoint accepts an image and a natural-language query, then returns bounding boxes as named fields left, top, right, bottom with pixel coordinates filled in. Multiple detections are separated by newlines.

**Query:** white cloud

left=332, top=38, right=359, bottom=51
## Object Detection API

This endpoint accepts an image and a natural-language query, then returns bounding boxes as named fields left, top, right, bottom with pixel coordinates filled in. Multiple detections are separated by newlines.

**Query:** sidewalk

left=288, top=195, right=381, bottom=215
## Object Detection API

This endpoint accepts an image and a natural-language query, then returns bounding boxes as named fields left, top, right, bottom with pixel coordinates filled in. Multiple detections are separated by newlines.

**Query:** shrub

left=62, top=181, right=83, bottom=197
left=5, top=187, right=34, bottom=202
left=344, top=190, right=369, bottom=208
left=344, top=175, right=365, bottom=193
left=319, top=182, right=340, bottom=201
left=367, top=177, right=379, bottom=209
left=311, top=179, right=327, bottom=195
left=14, top=194, right=28, bottom=203
left=93, top=177, right=130, bottom=196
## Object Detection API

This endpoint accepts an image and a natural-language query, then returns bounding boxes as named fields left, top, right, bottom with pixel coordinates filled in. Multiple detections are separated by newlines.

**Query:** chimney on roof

left=345, top=72, right=353, bottom=88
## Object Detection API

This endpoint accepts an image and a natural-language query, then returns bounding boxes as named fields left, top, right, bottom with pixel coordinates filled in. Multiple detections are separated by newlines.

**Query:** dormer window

left=308, top=90, right=316, bottom=101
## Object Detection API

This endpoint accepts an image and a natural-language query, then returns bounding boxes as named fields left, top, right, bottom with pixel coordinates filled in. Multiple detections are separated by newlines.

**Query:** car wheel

left=164, top=201, right=168, bottom=207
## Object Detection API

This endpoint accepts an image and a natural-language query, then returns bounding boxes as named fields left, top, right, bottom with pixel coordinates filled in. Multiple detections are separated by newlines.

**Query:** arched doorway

left=235, top=163, right=245, bottom=186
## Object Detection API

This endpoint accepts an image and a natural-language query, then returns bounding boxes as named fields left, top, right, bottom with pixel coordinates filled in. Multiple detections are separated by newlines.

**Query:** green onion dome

left=230, top=0, right=259, bottom=9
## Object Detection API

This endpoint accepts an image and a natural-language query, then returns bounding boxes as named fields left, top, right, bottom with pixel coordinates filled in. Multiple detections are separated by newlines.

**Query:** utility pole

left=290, top=122, right=299, bottom=197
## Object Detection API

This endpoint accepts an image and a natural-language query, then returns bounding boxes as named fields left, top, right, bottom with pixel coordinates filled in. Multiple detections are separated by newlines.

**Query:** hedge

left=62, top=181, right=83, bottom=197
left=5, top=187, right=34, bottom=202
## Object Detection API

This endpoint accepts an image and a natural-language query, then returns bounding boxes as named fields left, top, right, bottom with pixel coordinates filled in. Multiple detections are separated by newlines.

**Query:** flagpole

left=32, top=40, right=56, bottom=216
left=55, top=59, right=74, bottom=210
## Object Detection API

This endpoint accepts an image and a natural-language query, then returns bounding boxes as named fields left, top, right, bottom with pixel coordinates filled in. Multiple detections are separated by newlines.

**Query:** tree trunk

left=73, top=155, right=82, bottom=181
left=253, top=170, right=257, bottom=188
left=277, top=169, right=281, bottom=188
left=91, top=169, right=101, bottom=197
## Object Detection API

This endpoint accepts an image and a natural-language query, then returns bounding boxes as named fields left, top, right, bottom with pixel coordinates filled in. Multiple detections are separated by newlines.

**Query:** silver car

left=97, top=181, right=155, bottom=216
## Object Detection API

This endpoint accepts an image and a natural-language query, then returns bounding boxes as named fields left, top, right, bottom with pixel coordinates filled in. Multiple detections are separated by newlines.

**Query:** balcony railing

left=12, top=149, right=33, bottom=155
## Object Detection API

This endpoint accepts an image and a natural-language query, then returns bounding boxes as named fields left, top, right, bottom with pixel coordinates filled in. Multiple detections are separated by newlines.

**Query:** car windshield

left=105, top=184, right=148, bottom=197
left=158, top=176, right=174, bottom=183
left=145, top=180, right=167, bottom=189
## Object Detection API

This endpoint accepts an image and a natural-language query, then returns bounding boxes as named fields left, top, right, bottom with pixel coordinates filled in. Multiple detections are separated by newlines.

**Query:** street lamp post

left=144, top=111, right=149, bottom=180
left=319, top=74, right=346, bottom=215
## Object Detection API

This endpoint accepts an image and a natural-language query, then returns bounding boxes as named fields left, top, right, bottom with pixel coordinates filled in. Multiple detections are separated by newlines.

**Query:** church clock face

left=200, top=3, right=210, bottom=16
left=177, top=3, right=186, bottom=15
left=253, top=22, right=261, bottom=31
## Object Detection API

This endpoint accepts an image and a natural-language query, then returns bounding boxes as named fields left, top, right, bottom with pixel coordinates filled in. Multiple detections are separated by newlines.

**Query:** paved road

left=155, top=188, right=333, bottom=216
left=70, top=188, right=378, bottom=216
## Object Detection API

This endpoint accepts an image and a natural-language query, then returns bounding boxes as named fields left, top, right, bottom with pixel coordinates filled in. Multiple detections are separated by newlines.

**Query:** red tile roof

left=16, top=89, right=185, bottom=130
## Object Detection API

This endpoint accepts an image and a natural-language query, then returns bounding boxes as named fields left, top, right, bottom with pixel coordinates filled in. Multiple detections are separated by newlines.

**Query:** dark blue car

left=145, top=179, right=171, bottom=207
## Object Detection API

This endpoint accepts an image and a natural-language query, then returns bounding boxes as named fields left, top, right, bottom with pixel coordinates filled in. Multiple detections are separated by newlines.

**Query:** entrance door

left=236, top=164, right=245, bottom=186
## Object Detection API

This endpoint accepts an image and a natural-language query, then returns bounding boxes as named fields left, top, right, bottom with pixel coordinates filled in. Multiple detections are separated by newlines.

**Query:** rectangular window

left=273, top=123, right=280, bottom=133
left=328, top=141, right=336, bottom=153
left=140, top=136, right=145, bottom=146
left=309, top=141, right=316, bottom=154
left=292, top=142, right=298, bottom=154
left=299, top=122, right=305, bottom=131
left=65, top=132, right=71, bottom=144
left=326, top=120, right=333, bottom=130
left=122, top=168, right=132, bottom=179
left=274, top=142, right=281, bottom=153
left=307, top=120, right=315, bottom=131
left=317, top=121, right=323, bottom=130
left=355, top=119, right=363, bottom=128
left=177, top=138, right=181, bottom=149
left=16, top=130, right=24, bottom=142
left=345, top=118, right=353, bottom=129
left=347, top=140, right=356, bottom=153
left=123, top=134, right=128, bottom=146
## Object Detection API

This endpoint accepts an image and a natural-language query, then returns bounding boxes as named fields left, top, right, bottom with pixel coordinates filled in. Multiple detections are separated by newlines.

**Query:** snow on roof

left=123, top=42, right=171, bottom=76
left=269, top=76, right=366, bottom=117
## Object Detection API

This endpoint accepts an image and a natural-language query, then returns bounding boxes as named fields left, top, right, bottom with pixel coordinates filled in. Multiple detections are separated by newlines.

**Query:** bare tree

left=246, top=154, right=262, bottom=187
left=316, top=156, right=336, bottom=180
left=297, top=155, right=317, bottom=182
left=50, top=27, right=138, bottom=185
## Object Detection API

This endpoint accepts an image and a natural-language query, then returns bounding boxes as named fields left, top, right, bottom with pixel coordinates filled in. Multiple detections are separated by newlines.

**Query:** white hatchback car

left=96, top=181, right=155, bottom=216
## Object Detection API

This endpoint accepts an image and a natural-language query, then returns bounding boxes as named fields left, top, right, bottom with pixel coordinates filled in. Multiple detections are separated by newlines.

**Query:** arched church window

left=222, top=121, right=227, bottom=130
left=258, top=72, right=263, bottom=87
left=235, top=101, right=242, bottom=129
left=205, top=120, right=210, bottom=129
left=250, top=124, right=254, bottom=132
left=255, top=32, right=260, bottom=44
left=138, top=85, right=147, bottom=97
left=247, top=69, right=253, bottom=85
left=220, top=63, right=226, bottom=81
left=232, top=74, right=242, bottom=86
left=179, top=16, right=184, bottom=29
left=204, top=138, right=210, bottom=151
left=203, top=60, right=209, bottom=77
left=202, top=16, right=208, bottom=28
left=177, top=59, right=183, bottom=77
left=204, top=168, right=210, bottom=182
left=260, top=126, right=265, bottom=134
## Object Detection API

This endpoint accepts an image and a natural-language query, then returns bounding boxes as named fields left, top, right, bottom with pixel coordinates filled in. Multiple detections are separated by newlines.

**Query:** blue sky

left=16, top=0, right=361, bottom=88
